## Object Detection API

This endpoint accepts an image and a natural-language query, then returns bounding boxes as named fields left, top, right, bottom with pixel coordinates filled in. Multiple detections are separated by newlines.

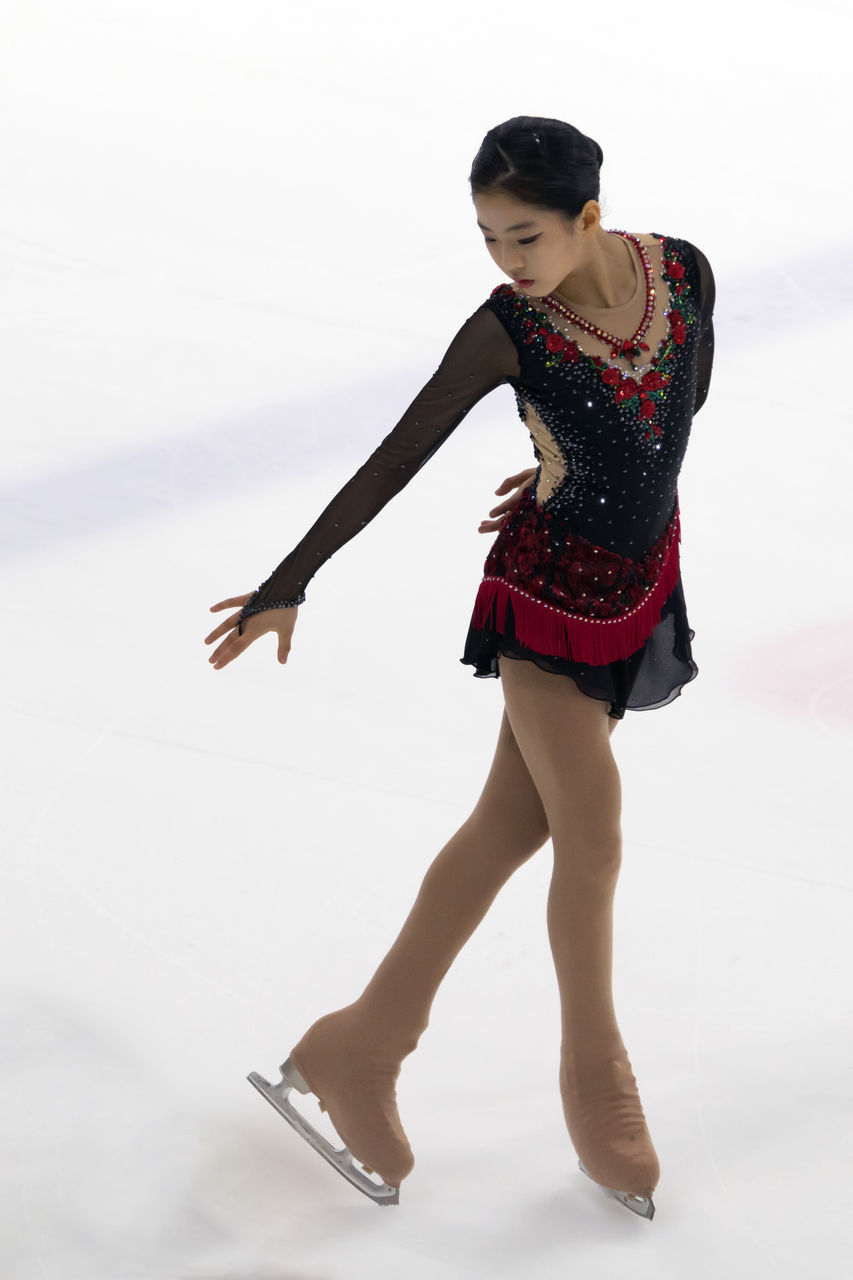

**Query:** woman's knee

left=468, top=711, right=551, bottom=861
left=465, top=807, right=549, bottom=865
left=549, top=819, right=623, bottom=879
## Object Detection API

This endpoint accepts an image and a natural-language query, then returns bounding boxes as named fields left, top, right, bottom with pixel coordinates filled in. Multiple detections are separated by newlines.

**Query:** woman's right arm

left=236, top=303, right=521, bottom=634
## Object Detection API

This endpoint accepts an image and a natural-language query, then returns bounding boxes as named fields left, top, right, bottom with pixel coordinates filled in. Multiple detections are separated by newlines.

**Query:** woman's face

left=473, top=190, right=595, bottom=298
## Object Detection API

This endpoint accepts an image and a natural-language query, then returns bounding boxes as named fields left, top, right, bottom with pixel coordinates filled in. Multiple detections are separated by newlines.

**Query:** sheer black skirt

left=460, top=572, right=698, bottom=719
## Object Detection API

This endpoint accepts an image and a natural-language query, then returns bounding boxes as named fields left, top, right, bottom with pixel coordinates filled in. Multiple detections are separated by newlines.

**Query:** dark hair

left=469, top=116, right=604, bottom=224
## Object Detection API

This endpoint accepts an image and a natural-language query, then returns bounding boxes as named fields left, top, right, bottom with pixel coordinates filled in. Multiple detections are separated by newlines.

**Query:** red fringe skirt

left=460, top=490, right=698, bottom=715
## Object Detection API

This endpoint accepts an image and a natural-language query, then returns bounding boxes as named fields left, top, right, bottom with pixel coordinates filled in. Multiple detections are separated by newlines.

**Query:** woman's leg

left=498, top=654, right=659, bottom=1200
left=287, top=705, right=553, bottom=1185
left=354, top=706, right=552, bottom=1038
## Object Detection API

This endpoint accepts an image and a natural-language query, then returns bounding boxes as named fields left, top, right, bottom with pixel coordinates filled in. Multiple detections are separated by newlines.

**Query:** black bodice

left=237, top=232, right=714, bottom=634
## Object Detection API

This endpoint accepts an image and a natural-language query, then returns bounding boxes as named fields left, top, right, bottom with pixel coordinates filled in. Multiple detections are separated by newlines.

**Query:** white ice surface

left=2, top=2, right=852, bottom=1277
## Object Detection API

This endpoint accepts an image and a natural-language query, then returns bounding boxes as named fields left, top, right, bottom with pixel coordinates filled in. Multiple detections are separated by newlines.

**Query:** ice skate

left=560, top=1048, right=659, bottom=1220
left=578, top=1158, right=655, bottom=1219
left=247, top=1057, right=400, bottom=1205
left=249, top=1003, right=416, bottom=1204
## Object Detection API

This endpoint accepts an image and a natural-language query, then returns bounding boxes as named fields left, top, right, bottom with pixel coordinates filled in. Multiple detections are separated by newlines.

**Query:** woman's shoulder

left=648, top=231, right=715, bottom=321
left=648, top=229, right=711, bottom=271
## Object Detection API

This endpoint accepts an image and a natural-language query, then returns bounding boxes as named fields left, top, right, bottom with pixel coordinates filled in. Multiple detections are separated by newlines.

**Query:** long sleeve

left=686, top=240, right=716, bottom=414
left=237, top=303, right=521, bottom=634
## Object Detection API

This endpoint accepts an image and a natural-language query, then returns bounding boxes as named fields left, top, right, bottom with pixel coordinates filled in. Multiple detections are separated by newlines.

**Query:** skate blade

left=247, top=1068, right=400, bottom=1206
left=578, top=1159, right=655, bottom=1220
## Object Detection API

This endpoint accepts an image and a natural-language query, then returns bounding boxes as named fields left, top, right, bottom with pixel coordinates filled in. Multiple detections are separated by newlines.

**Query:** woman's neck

left=552, top=229, right=636, bottom=310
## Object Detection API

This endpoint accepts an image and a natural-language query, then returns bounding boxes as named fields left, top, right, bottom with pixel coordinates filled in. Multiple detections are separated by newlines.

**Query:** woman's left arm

left=688, top=241, right=716, bottom=414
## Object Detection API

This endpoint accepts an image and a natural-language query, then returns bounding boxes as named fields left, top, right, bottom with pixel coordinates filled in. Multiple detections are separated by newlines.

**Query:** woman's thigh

left=468, top=706, right=550, bottom=859
left=498, top=654, right=623, bottom=861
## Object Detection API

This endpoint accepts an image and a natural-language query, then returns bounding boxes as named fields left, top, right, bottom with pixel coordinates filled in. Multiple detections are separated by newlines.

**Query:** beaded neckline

left=489, top=235, right=695, bottom=445
left=542, top=231, right=654, bottom=365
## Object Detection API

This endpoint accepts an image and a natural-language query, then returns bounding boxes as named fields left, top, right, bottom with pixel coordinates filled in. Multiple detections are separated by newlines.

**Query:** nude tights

left=289, top=657, right=659, bottom=1196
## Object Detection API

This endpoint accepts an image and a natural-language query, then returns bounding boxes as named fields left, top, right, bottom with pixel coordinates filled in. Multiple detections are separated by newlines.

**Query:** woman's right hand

left=205, top=592, right=298, bottom=670
left=478, top=467, right=538, bottom=533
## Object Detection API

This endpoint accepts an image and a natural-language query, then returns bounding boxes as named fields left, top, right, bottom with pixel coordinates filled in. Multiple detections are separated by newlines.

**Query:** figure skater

left=204, top=115, right=716, bottom=1219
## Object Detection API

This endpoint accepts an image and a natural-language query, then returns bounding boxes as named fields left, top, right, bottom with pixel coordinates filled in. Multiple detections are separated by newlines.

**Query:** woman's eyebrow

left=477, top=220, right=539, bottom=232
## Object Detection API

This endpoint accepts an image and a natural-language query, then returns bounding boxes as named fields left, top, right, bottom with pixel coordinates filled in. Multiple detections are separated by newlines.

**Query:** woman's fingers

left=208, top=627, right=254, bottom=670
left=478, top=467, right=538, bottom=532
left=489, top=493, right=522, bottom=518
left=209, top=592, right=254, bottom=613
left=205, top=607, right=251, bottom=661
left=206, top=597, right=298, bottom=669
left=205, top=592, right=256, bottom=644
left=205, top=606, right=246, bottom=645
left=495, top=468, right=537, bottom=495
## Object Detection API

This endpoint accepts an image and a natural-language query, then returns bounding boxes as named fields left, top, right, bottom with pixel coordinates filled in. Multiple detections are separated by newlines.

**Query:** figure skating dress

left=237, top=231, right=715, bottom=719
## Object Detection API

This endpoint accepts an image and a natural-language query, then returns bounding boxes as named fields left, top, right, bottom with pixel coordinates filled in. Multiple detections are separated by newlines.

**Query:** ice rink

left=3, top=2, right=852, bottom=1276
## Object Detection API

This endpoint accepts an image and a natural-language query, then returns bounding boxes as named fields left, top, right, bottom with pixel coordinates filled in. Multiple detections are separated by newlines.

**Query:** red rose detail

left=523, top=317, right=534, bottom=328
left=601, top=367, right=620, bottom=386
left=545, top=332, right=565, bottom=353
left=669, top=310, right=683, bottom=327
left=676, top=283, right=683, bottom=294
left=665, top=258, right=685, bottom=279
left=640, top=399, right=656, bottom=419
left=622, top=339, right=634, bottom=353
left=614, top=379, right=638, bottom=403
left=672, top=327, right=686, bottom=346
left=523, top=332, right=536, bottom=345
left=641, top=370, right=665, bottom=390
left=561, top=342, right=580, bottom=363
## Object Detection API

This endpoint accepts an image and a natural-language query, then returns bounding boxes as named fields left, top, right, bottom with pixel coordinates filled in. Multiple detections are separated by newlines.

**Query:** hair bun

left=470, top=116, right=605, bottom=223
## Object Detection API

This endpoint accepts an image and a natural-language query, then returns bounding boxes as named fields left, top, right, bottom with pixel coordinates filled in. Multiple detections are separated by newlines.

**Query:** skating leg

left=500, top=654, right=659, bottom=1217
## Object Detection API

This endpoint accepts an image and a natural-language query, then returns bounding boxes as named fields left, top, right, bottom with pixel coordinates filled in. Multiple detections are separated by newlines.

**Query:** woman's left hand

left=478, top=467, right=537, bottom=533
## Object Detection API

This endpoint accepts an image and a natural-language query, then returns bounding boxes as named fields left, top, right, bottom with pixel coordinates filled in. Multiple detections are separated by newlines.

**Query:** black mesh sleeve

left=685, top=240, right=716, bottom=414
left=237, top=303, right=521, bottom=633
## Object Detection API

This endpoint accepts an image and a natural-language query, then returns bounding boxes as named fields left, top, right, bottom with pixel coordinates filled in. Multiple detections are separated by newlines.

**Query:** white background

left=2, top=1, right=852, bottom=1277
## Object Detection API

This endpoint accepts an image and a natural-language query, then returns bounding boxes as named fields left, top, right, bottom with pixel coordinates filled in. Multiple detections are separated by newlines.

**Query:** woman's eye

left=484, top=234, right=542, bottom=246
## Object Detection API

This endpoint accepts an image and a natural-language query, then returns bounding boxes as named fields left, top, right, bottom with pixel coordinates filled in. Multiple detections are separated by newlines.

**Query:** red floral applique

left=489, top=239, right=696, bottom=446
left=613, top=378, right=638, bottom=404
left=482, top=488, right=676, bottom=622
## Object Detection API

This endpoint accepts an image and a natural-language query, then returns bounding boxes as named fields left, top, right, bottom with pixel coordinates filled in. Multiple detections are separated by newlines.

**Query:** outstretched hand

left=205, top=469, right=536, bottom=670
left=478, top=467, right=538, bottom=533
left=205, top=592, right=298, bottom=670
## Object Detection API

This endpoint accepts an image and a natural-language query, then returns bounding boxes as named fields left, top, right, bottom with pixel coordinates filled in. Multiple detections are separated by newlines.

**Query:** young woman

left=204, top=115, right=716, bottom=1220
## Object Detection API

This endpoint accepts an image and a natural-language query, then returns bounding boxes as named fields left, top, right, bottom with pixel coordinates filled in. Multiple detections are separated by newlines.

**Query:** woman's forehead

left=473, top=191, right=552, bottom=231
